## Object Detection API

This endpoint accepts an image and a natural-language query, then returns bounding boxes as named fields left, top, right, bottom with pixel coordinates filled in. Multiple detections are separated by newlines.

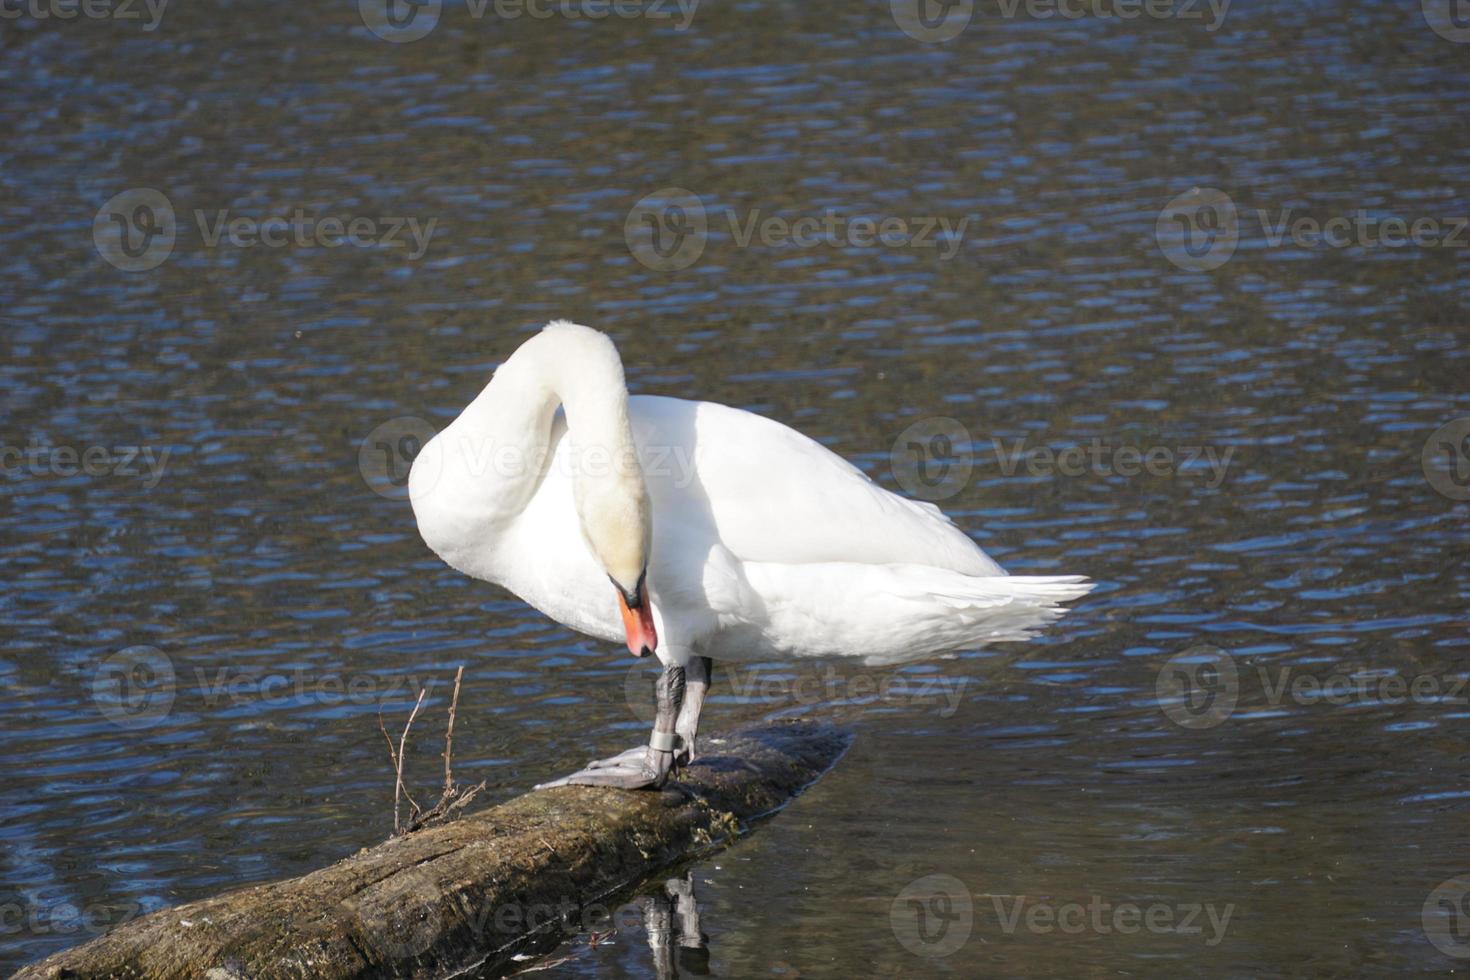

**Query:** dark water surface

left=4, top=0, right=1469, bottom=975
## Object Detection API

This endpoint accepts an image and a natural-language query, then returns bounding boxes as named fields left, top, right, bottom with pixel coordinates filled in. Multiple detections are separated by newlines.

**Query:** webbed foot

left=535, top=742, right=675, bottom=791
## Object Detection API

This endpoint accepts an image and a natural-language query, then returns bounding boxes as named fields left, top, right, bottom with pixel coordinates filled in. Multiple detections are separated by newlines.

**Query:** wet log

left=18, top=721, right=850, bottom=980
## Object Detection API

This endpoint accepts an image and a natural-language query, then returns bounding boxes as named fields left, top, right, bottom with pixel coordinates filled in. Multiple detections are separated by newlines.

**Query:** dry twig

left=380, top=688, right=428, bottom=834
left=381, top=667, right=487, bottom=836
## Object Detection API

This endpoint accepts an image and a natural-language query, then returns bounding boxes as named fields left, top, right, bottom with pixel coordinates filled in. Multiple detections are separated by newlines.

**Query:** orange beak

left=616, top=578, right=658, bottom=658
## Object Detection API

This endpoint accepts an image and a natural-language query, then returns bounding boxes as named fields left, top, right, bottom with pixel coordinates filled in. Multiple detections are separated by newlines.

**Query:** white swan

left=409, top=321, right=1092, bottom=789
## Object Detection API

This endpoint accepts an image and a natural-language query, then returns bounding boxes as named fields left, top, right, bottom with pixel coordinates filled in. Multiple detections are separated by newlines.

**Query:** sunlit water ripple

left=2, top=0, right=1468, bottom=974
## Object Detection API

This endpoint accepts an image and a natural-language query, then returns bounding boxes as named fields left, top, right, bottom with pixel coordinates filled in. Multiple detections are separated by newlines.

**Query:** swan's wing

left=629, top=395, right=1004, bottom=576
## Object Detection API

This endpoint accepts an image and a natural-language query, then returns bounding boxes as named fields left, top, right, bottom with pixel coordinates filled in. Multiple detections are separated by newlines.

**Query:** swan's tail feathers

left=882, top=571, right=1094, bottom=660
left=735, top=560, right=1093, bottom=666
left=930, top=574, right=1094, bottom=611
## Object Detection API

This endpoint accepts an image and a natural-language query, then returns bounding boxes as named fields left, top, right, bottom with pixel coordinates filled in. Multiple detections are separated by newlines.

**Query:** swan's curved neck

left=442, top=324, right=637, bottom=522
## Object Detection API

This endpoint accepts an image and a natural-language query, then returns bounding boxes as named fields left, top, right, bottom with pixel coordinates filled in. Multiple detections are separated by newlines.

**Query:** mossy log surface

left=18, top=721, right=850, bottom=980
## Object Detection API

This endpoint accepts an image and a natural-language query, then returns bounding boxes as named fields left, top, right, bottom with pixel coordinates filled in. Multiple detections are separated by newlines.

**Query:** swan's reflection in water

left=504, top=872, right=711, bottom=978
left=639, top=873, right=711, bottom=978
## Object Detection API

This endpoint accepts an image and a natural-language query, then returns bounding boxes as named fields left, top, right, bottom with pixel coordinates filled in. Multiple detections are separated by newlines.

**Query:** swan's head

left=576, top=464, right=657, bottom=658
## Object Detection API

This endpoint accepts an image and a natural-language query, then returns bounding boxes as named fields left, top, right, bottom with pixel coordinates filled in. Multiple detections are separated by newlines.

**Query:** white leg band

left=648, top=730, right=680, bottom=752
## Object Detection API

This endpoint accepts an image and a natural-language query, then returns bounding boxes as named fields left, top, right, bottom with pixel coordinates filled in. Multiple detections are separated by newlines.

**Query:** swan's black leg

left=535, top=663, right=685, bottom=791
left=675, top=657, right=712, bottom=766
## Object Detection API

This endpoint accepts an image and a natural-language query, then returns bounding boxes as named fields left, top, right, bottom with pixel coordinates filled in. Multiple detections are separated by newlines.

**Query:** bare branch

left=442, top=665, right=464, bottom=798
left=392, top=688, right=428, bottom=834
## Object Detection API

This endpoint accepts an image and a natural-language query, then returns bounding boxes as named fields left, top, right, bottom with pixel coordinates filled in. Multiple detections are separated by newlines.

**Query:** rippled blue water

left=3, top=0, right=1469, bottom=974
